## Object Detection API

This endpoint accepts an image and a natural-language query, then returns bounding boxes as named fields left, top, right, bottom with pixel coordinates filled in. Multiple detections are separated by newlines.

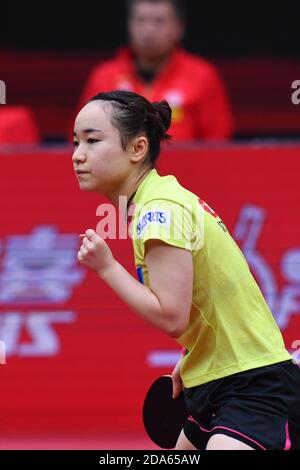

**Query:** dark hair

left=88, top=90, right=172, bottom=167
left=126, top=0, right=185, bottom=22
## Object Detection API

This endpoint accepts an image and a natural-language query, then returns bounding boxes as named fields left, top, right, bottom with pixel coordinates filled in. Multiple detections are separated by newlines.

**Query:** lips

left=75, top=170, right=89, bottom=175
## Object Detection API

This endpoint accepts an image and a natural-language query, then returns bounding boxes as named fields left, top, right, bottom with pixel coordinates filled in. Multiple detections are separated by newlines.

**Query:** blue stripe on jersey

left=136, top=266, right=145, bottom=284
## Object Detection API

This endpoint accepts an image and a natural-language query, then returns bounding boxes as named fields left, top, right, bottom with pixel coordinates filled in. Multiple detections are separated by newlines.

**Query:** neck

left=106, top=166, right=153, bottom=210
left=135, top=51, right=171, bottom=74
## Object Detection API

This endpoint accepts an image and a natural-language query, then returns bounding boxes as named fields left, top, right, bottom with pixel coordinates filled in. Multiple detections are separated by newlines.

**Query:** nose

left=72, top=147, right=87, bottom=165
left=142, top=20, right=157, bottom=35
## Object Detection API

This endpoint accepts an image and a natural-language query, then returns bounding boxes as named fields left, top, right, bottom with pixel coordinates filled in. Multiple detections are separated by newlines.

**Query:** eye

left=73, top=140, right=79, bottom=148
left=87, top=138, right=99, bottom=144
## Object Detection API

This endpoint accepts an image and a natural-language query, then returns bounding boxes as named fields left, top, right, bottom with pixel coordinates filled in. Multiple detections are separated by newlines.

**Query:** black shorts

left=183, top=360, right=300, bottom=450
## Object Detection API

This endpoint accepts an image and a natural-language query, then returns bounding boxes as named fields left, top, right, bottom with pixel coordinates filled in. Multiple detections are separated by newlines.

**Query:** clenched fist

left=78, top=229, right=115, bottom=276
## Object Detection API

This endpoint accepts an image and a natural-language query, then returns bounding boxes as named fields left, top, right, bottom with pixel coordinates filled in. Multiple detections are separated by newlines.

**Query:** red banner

left=0, top=144, right=300, bottom=435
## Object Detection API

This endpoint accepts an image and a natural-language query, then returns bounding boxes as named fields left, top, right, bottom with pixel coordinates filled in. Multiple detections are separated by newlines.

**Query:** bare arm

left=78, top=230, right=193, bottom=338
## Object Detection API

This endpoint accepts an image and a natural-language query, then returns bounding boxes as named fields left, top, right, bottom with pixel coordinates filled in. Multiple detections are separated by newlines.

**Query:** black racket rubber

left=143, top=375, right=188, bottom=449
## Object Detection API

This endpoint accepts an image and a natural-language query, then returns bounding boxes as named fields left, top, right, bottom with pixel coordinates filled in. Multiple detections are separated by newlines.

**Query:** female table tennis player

left=72, top=90, right=300, bottom=450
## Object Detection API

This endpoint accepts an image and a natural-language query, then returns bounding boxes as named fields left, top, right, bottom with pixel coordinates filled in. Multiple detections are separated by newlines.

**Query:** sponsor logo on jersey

left=137, top=210, right=171, bottom=238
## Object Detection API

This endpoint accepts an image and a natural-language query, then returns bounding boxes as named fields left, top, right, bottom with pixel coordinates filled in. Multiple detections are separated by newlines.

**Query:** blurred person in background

left=79, top=0, right=233, bottom=142
left=0, top=106, right=40, bottom=145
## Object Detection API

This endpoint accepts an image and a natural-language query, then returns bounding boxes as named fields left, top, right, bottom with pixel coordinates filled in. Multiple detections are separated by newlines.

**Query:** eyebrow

left=73, top=128, right=104, bottom=136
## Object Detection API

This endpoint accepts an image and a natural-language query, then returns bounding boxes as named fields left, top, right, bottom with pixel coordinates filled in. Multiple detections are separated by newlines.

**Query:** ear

left=130, top=135, right=149, bottom=163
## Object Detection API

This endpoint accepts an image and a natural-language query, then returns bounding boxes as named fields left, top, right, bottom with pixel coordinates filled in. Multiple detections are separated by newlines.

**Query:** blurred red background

left=0, top=143, right=299, bottom=448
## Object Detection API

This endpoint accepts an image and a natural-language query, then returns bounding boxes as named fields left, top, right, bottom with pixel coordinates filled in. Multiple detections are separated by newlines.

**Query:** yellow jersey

left=130, top=169, right=291, bottom=387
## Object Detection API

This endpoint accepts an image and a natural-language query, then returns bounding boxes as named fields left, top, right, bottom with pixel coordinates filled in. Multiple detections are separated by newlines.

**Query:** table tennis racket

left=142, top=375, right=188, bottom=449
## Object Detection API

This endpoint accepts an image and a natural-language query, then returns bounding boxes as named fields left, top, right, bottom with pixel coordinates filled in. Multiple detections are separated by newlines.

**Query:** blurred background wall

left=1, top=1, right=300, bottom=142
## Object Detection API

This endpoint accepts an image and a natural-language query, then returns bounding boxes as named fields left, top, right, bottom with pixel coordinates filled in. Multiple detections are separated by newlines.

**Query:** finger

left=172, top=377, right=177, bottom=399
left=174, top=385, right=182, bottom=399
left=85, top=229, right=96, bottom=240
left=172, top=378, right=182, bottom=399
left=79, top=230, right=96, bottom=241
left=82, top=237, right=94, bottom=249
left=77, top=251, right=83, bottom=263
left=80, top=245, right=88, bottom=256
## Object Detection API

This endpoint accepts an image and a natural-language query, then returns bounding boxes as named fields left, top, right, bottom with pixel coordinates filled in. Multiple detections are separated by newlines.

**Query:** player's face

left=128, top=1, right=184, bottom=61
left=72, top=101, right=132, bottom=195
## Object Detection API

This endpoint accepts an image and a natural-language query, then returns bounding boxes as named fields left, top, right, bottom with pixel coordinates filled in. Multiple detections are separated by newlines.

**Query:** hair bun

left=152, top=100, right=172, bottom=138
left=89, top=90, right=172, bottom=164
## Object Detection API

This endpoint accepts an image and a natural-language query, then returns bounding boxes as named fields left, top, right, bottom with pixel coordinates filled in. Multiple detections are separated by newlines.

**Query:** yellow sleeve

left=133, top=199, right=196, bottom=254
